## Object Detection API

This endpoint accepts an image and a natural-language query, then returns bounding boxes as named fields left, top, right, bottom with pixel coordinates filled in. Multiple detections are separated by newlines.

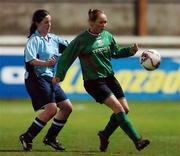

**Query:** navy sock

left=25, top=117, right=46, bottom=141
left=45, top=118, right=67, bottom=140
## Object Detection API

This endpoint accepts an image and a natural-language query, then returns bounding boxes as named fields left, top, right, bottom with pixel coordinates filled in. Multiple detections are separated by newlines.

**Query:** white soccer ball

left=140, top=49, right=161, bottom=71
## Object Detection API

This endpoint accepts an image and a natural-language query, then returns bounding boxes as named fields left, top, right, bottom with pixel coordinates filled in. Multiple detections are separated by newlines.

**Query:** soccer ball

left=140, top=49, right=161, bottom=71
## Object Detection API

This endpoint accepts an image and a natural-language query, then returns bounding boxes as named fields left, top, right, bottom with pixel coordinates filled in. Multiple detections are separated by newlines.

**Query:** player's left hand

left=130, top=43, right=139, bottom=55
left=52, top=77, right=61, bottom=84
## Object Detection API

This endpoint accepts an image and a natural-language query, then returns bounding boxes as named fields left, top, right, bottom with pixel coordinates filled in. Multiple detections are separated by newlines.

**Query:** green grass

left=0, top=100, right=180, bottom=156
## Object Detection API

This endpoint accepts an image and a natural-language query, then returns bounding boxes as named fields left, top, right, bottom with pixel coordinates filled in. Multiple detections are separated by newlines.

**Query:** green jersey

left=56, top=30, right=134, bottom=81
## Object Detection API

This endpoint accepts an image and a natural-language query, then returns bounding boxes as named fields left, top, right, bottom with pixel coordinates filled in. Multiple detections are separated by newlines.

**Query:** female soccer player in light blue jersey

left=19, top=9, right=72, bottom=151
left=53, top=9, right=150, bottom=152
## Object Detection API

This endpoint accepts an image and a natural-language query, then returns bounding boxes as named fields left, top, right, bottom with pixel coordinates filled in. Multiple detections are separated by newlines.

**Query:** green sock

left=103, top=113, right=119, bottom=138
left=115, top=112, right=141, bottom=143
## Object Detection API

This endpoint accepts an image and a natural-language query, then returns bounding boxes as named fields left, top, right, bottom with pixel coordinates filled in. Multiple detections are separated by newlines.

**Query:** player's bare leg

left=43, top=99, right=73, bottom=151
left=98, top=95, right=150, bottom=152
left=98, top=97, right=129, bottom=151
left=19, top=103, right=57, bottom=151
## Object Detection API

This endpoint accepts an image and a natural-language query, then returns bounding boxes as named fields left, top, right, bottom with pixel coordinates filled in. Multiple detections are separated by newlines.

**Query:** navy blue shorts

left=25, top=76, right=67, bottom=111
left=84, top=76, right=125, bottom=103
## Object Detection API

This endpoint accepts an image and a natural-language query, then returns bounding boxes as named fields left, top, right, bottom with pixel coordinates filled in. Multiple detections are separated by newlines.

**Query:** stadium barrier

left=0, top=36, right=180, bottom=100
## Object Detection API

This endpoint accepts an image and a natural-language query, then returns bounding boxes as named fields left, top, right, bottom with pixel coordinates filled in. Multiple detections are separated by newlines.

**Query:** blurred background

left=0, top=1, right=180, bottom=155
left=0, top=0, right=180, bottom=36
left=0, top=0, right=179, bottom=100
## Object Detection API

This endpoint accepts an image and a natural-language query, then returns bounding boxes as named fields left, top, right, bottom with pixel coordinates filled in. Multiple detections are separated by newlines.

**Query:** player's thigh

left=104, top=94, right=125, bottom=113
left=107, top=76, right=125, bottom=99
left=57, top=99, right=73, bottom=113
left=84, top=80, right=112, bottom=104
left=54, top=83, right=68, bottom=103
left=25, top=77, right=55, bottom=111
left=106, top=76, right=129, bottom=113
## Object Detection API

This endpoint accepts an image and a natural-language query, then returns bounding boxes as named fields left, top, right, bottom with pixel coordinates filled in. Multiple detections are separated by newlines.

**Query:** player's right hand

left=45, top=58, right=56, bottom=66
left=130, top=43, right=139, bottom=55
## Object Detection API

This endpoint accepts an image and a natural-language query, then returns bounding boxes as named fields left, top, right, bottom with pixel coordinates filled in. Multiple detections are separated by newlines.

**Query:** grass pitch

left=0, top=100, right=179, bottom=156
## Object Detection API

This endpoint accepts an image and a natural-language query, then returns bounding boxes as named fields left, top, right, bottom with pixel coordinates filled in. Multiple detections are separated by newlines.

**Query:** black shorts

left=25, top=76, right=67, bottom=111
left=84, top=76, right=125, bottom=103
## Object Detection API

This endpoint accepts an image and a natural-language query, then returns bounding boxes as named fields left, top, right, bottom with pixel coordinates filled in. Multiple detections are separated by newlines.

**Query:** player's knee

left=46, top=104, right=57, bottom=117
left=119, top=98, right=129, bottom=114
left=57, top=100, right=73, bottom=114
left=123, top=106, right=129, bottom=114
left=67, top=103, right=73, bottom=114
left=114, top=104, right=125, bottom=113
left=125, top=108, right=129, bottom=114
left=64, top=103, right=73, bottom=115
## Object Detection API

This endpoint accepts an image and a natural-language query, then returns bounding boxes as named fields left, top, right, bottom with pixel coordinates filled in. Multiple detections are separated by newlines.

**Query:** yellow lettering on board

left=142, top=71, right=165, bottom=93
left=115, top=70, right=133, bottom=91
left=74, top=74, right=86, bottom=93
left=61, top=67, right=180, bottom=95
left=162, top=71, right=180, bottom=93
left=128, top=70, right=148, bottom=93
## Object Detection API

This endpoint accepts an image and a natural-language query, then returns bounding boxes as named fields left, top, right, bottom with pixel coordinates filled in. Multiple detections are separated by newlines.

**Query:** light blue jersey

left=24, top=31, right=68, bottom=78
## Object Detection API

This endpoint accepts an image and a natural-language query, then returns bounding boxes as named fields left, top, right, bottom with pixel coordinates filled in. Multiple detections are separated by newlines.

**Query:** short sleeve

left=24, top=37, right=39, bottom=62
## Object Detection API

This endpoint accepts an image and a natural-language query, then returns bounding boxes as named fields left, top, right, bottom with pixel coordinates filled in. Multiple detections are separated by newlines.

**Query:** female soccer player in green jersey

left=53, top=9, right=150, bottom=152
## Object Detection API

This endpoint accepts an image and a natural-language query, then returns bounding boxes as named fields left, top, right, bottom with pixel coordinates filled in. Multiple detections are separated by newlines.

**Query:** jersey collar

left=87, top=29, right=101, bottom=37
left=35, top=30, right=51, bottom=39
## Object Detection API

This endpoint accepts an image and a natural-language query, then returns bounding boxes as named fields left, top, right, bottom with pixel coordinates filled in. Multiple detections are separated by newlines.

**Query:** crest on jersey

left=97, top=39, right=104, bottom=47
